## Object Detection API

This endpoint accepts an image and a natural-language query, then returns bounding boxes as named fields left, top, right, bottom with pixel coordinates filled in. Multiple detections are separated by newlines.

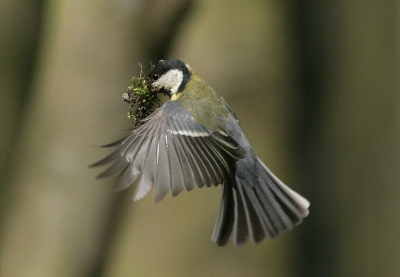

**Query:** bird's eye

left=152, top=74, right=159, bottom=81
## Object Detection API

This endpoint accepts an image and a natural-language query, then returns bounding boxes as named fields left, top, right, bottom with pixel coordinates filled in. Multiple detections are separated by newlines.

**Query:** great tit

left=91, top=59, right=309, bottom=247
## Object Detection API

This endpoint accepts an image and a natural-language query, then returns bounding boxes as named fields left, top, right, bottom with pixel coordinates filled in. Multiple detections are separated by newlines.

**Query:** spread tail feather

left=212, top=158, right=309, bottom=247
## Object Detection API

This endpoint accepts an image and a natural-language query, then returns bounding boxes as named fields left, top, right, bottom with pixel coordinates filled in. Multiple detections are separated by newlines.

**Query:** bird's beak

left=151, top=83, right=167, bottom=96
left=151, top=84, right=160, bottom=93
left=149, top=80, right=160, bottom=93
left=148, top=80, right=168, bottom=96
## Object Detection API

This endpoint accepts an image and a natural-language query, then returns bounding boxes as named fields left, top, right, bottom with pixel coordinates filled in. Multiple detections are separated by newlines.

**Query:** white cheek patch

left=153, top=69, right=183, bottom=94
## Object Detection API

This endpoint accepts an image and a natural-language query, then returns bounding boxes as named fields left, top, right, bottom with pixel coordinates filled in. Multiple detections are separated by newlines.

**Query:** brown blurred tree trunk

left=291, top=1, right=400, bottom=276
left=0, top=0, right=44, bottom=182
left=1, top=0, right=192, bottom=276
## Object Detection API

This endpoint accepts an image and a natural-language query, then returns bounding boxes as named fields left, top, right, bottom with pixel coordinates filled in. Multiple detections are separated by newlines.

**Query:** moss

left=122, top=65, right=162, bottom=126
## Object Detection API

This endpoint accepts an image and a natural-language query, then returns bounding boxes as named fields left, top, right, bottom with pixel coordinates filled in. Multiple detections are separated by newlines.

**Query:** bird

left=91, top=59, right=309, bottom=247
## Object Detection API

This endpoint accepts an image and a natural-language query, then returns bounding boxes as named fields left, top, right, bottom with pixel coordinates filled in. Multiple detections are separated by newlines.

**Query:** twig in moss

left=122, top=63, right=162, bottom=126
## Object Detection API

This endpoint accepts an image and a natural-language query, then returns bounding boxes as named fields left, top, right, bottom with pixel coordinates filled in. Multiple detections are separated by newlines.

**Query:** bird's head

left=147, top=59, right=191, bottom=100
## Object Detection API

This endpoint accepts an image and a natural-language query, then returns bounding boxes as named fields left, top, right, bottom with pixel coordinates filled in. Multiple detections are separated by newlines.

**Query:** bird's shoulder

left=175, top=74, right=233, bottom=132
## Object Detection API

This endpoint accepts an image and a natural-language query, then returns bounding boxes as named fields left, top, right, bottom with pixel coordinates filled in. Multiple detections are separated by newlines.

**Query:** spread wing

left=90, top=101, right=245, bottom=203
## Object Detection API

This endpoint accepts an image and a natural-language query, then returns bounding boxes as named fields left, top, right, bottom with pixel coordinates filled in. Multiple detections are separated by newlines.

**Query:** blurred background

left=1, top=0, right=399, bottom=276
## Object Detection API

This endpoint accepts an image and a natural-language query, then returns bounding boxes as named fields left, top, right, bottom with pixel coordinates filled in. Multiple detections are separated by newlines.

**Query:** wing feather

left=165, top=132, right=185, bottom=197
left=91, top=101, right=244, bottom=202
left=169, top=130, right=196, bottom=191
left=177, top=134, right=205, bottom=188
left=154, top=134, right=171, bottom=202
left=113, top=135, right=147, bottom=192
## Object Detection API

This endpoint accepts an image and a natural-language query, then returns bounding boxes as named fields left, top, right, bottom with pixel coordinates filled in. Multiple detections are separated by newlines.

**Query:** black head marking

left=148, top=59, right=191, bottom=95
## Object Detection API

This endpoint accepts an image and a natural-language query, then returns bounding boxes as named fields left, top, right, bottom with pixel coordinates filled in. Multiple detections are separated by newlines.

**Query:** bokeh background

left=1, top=0, right=399, bottom=276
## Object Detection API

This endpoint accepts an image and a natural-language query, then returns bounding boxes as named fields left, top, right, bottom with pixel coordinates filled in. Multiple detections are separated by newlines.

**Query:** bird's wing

left=91, top=101, right=245, bottom=203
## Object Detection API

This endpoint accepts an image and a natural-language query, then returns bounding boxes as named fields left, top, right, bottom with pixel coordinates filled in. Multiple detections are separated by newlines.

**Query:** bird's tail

left=212, top=158, right=309, bottom=247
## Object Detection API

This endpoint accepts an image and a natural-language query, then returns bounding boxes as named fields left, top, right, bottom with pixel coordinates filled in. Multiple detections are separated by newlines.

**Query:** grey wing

left=90, top=101, right=245, bottom=203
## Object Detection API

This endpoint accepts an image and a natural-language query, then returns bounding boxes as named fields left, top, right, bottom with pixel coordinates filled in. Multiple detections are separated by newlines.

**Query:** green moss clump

left=122, top=66, right=162, bottom=126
